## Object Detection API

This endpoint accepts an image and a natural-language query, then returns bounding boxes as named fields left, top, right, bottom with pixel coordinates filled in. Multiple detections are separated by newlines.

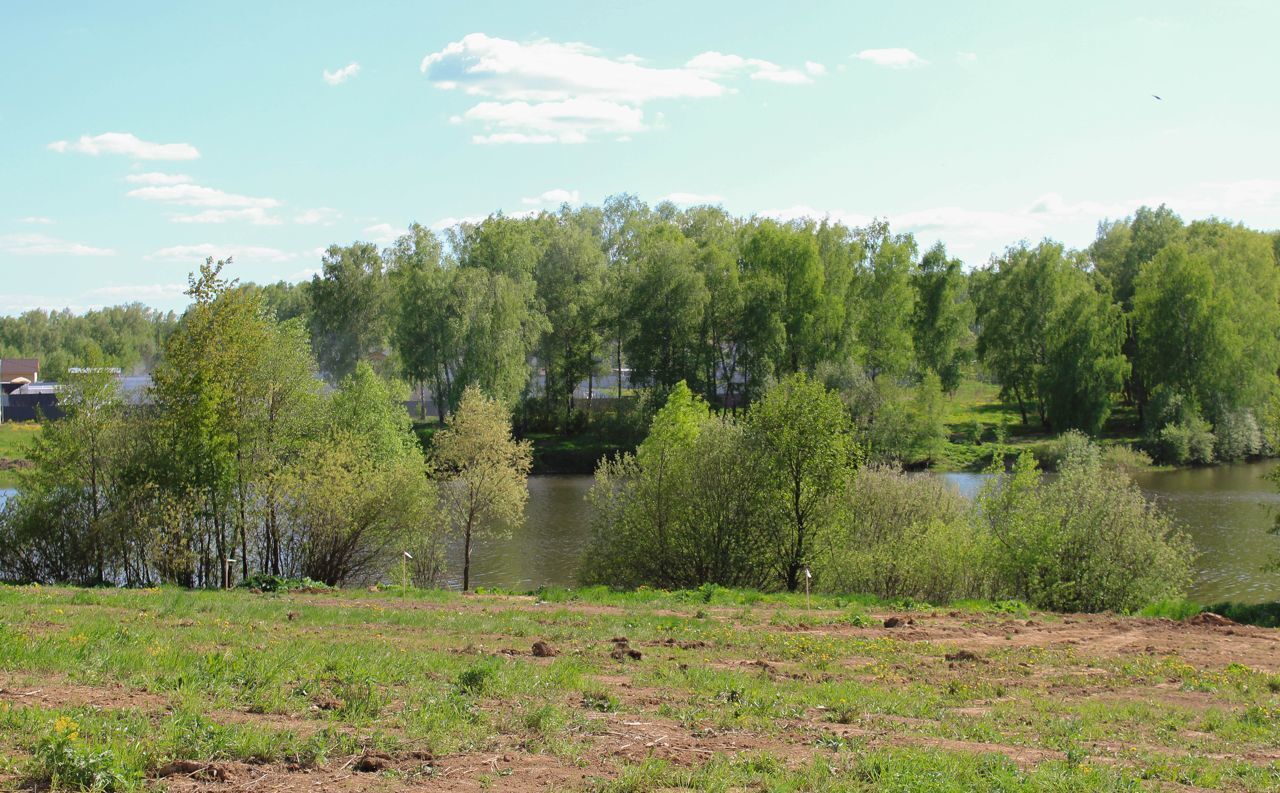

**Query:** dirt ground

left=3, top=594, right=1279, bottom=792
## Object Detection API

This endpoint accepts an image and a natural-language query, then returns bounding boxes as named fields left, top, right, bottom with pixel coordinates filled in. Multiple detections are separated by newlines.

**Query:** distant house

left=1, top=358, right=39, bottom=391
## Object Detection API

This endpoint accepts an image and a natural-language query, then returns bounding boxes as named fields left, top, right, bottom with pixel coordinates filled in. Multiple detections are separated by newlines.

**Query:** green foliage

left=432, top=386, right=532, bottom=590
left=308, top=242, right=388, bottom=382
left=825, top=465, right=988, bottom=603
left=912, top=242, right=973, bottom=391
left=975, top=241, right=1127, bottom=433
left=30, top=716, right=136, bottom=792
left=977, top=444, right=1194, bottom=612
left=582, top=383, right=774, bottom=590
left=0, top=304, right=177, bottom=381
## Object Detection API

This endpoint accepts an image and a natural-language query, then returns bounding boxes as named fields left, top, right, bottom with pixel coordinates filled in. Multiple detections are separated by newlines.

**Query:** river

left=5, top=462, right=1280, bottom=602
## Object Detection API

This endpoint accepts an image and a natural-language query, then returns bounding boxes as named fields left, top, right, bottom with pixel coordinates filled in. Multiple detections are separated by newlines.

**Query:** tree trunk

left=462, top=522, right=472, bottom=592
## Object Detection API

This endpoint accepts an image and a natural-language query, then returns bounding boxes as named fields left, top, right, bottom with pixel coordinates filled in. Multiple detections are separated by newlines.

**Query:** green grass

left=0, top=421, right=39, bottom=488
left=0, top=585, right=1277, bottom=790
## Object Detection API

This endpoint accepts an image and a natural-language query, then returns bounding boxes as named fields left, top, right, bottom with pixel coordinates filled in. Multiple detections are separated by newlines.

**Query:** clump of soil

left=156, top=760, right=233, bottom=781
left=354, top=752, right=391, bottom=773
left=945, top=650, right=981, bottom=663
left=531, top=640, right=557, bottom=657
left=610, top=638, right=642, bottom=661
left=1185, top=612, right=1236, bottom=628
left=884, top=616, right=915, bottom=628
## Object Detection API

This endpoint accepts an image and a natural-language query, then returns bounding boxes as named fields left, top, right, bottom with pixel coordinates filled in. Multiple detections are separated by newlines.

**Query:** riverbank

left=1, top=584, right=1278, bottom=791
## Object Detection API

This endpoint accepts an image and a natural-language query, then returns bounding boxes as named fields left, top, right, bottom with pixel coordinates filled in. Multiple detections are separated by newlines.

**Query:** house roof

left=0, top=358, right=39, bottom=380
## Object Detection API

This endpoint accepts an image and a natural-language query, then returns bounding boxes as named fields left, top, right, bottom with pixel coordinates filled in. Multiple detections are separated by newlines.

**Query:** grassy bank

left=1, top=585, right=1278, bottom=791
left=0, top=422, right=40, bottom=488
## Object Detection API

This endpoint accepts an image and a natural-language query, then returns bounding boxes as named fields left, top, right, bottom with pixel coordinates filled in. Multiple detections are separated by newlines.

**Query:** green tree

left=388, top=223, right=450, bottom=420
left=309, top=242, right=387, bottom=381
left=621, top=223, right=708, bottom=391
left=747, top=373, right=859, bottom=591
left=432, top=386, right=533, bottom=591
left=535, top=220, right=606, bottom=427
left=857, top=222, right=918, bottom=381
left=911, top=242, right=972, bottom=391
left=739, top=220, right=825, bottom=376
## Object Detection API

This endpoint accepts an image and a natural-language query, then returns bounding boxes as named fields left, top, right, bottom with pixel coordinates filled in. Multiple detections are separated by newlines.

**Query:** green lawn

left=0, top=422, right=39, bottom=488
left=0, top=584, right=1277, bottom=791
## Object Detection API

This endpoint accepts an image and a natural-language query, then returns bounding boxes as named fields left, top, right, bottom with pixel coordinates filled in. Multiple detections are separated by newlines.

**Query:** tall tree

left=911, top=242, right=973, bottom=392
left=857, top=222, right=917, bottom=381
left=309, top=242, right=387, bottom=381
left=432, top=386, right=533, bottom=591
left=535, top=220, right=606, bottom=427
left=739, top=220, right=825, bottom=377
left=748, top=373, right=859, bottom=591
left=622, top=223, right=708, bottom=391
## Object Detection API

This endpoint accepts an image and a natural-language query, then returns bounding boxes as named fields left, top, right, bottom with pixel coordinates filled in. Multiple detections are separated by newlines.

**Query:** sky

left=2, top=0, right=1278, bottom=314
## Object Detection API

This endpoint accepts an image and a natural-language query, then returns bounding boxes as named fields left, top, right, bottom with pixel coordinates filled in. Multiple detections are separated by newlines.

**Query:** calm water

left=6, top=463, right=1280, bottom=602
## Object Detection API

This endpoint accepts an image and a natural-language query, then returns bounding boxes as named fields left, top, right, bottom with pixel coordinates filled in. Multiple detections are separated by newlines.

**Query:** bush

left=29, top=717, right=134, bottom=793
left=978, top=445, right=1194, bottom=613
left=1032, top=429, right=1093, bottom=471
left=823, top=466, right=989, bottom=603
left=1214, top=408, right=1264, bottom=462
left=1100, top=444, right=1153, bottom=472
left=1155, top=417, right=1216, bottom=465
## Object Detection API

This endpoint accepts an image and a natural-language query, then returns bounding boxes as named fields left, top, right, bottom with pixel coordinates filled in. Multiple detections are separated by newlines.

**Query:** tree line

left=296, top=200, right=1280, bottom=464
left=0, top=304, right=176, bottom=380
left=0, top=261, right=531, bottom=590
left=5, top=199, right=1277, bottom=466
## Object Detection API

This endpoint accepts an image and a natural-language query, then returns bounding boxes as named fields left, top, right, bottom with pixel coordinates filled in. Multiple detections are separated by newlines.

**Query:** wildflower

left=53, top=715, right=80, bottom=741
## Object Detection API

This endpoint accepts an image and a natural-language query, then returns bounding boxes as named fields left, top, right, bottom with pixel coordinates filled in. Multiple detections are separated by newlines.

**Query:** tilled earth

left=1, top=587, right=1279, bottom=791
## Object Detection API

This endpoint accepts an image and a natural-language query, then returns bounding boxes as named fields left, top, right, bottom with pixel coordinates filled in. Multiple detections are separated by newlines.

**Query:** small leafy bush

left=29, top=717, right=135, bottom=792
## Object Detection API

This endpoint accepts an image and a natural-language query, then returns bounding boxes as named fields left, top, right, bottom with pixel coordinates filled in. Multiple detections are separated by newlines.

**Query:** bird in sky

left=1152, top=94, right=1163, bottom=100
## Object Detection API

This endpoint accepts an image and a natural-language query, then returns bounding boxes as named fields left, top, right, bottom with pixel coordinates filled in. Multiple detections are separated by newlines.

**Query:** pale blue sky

left=2, top=1, right=1277, bottom=312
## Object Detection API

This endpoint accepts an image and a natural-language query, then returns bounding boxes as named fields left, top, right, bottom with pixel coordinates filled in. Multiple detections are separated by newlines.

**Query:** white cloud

left=126, top=183, right=280, bottom=209
left=363, top=223, right=399, bottom=243
left=48, top=132, right=200, bottom=160
left=465, top=98, right=645, bottom=143
left=171, top=208, right=283, bottom=226
left=17, top=216, right=53, bottom=224
left=686, top=52, right=815, bottom=85
left=758, top=178, right=1280, bottom=265
left=429, top=216, right=484, bottom=231
left=422, top=33, right=815, bottom=143
left=0, top=233, right=115, bottom=256
left=658, top=192, right=724, bottom=205
left=522, top=188, right=580, bottom=205
left=124, top=172, right=193, bottom=185
left=956, top=51, right=978, bottom=64
left=146, top=244, right=298, bottom=263
left=88, top=283, right=188, bottom=302
left=323, top=62, right=361, bottom=85
left=853, top=48, right=927, bottom=69
left=423, top=33, right=726, bottom=103
left=293, top=207, right=342, bottom=225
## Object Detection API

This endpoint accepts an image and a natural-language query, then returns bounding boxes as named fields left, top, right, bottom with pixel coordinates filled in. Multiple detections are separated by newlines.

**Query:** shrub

left=1156, top=418, right=1216, bottom=465
left=29, top=717, right=134, bottom=793
left=1214, top=408, right=1264, bottom=462
left=1099, top=444, right=1153, bottom=473
left=823, top=466, right=989, bottom=603
left=978, top=446, right=1194, bottom=613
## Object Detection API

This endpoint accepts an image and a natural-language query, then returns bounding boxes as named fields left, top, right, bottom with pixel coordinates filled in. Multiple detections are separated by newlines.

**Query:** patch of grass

left=1, top=584, right=1278, bottom=791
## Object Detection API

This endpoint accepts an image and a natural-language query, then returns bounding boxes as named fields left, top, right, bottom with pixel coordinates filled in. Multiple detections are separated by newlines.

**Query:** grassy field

left=0, top=422, right=40, bottom=488
left=1, top=585, right=1278, bottom=791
